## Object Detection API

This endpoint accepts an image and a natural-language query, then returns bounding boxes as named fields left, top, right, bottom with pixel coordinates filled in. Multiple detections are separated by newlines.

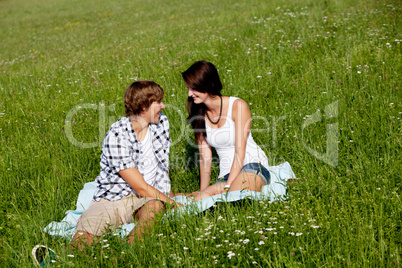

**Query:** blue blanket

left=44, top=162, right=295, bottom=239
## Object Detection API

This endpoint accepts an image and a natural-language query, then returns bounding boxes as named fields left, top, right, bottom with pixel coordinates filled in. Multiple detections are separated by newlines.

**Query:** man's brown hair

left=124, top=80, right=164, bottom=117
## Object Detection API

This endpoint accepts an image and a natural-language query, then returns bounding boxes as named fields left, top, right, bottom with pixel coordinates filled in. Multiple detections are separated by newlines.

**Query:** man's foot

left=32, top=245, right=58, bottom=266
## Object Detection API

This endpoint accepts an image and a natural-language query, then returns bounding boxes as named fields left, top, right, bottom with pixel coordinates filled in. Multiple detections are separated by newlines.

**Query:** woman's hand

left=173, top=192, right=198, bottom=197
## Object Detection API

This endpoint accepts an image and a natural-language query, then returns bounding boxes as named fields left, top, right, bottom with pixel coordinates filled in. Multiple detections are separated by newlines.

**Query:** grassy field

left=0, top=0, right=401, bottom=266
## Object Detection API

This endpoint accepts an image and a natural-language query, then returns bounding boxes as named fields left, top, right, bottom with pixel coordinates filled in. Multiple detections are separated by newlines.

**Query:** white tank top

left=138, top=128, right=158, bottom=184
left=205, top=97, right=269, bottom=178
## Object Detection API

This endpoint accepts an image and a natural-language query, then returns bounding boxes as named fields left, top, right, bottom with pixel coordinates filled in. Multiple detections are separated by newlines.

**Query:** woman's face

left=187, top=87, right=209, bottom=104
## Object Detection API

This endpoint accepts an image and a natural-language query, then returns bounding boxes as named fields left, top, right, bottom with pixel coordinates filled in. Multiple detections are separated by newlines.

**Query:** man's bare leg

left=127, top=200, right=165, bottom=245
left=71, top=231, right=97, bottom=250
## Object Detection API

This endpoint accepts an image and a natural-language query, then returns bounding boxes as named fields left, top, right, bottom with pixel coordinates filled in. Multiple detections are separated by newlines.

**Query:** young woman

left=182, top=61, right=271, bottom=201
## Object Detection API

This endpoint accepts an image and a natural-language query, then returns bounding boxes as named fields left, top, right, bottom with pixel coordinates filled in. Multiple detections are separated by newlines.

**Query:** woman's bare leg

left=228, top=172, right=265, bottom=192
left=193, top=172, right=265, bottom=201
left=193, top=183, right=226, bottom=201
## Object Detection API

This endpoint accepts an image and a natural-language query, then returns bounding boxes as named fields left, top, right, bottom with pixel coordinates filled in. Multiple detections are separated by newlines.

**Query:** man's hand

left=188, top=191, right=199, bottom=197
left=171, top=201, right=183, bottom=208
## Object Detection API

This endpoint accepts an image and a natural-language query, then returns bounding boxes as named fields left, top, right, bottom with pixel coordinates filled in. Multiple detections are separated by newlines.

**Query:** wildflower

left=311, top=225, right=320, bottom=228
left=243, top=239, right=250, bottom=244
left=357, top=71, right=361, bottom=74
left=258, top=241, right=265, bottom=245
left=255, top=248, right=260, bottom=251
left=227, top=251, right=236, bottom=259
left=183, top=247, right=188, bottom=250
left=67, top=255, right=75, bottom=258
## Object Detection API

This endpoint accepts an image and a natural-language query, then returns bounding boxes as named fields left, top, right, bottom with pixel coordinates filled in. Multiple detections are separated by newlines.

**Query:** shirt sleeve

left=101, top=129, right=136, bottom=174
left=160, top=113, right=172, bottom=149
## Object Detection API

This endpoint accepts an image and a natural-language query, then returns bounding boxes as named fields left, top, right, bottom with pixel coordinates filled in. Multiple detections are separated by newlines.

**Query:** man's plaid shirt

left=93, top=114, right=171, bottom=201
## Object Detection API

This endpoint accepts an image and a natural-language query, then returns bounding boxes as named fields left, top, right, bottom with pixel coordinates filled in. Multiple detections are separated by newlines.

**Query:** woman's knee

left=230, top=172, right=265, bottom=191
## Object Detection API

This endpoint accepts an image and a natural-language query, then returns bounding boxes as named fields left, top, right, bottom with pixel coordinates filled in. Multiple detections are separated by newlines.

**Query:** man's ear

left=139, top=105, right=148, bottom=115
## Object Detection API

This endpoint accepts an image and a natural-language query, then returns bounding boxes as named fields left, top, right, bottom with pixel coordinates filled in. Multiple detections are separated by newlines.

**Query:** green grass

left=0, top=0, right=401, bottom=266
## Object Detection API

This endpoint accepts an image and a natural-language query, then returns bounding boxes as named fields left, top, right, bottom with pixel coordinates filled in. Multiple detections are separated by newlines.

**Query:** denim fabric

left=215, top=162, right=270, bottom=185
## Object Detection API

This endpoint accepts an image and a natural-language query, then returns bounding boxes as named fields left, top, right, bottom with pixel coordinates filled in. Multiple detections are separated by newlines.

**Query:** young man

left=72, top=80, right=180, bottom=248
left=33, top=81, right=180, bottom=265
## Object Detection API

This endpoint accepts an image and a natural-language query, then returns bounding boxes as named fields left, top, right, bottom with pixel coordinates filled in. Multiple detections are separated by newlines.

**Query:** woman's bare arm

left=198, top=138, right=213, bottom=191
left=225, top=99, right=251, bottom=185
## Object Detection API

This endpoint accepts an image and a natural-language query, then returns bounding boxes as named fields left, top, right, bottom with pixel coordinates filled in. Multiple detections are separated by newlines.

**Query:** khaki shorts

left=76, top=194, right=158, bottom=236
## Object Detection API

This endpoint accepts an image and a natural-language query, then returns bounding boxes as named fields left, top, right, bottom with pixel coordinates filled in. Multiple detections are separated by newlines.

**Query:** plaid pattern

left=93, top=114, right=171, bottom=201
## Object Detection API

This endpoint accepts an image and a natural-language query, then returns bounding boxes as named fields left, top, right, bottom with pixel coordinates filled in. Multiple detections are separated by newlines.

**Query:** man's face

left=143, top=100, right=165, bottom=124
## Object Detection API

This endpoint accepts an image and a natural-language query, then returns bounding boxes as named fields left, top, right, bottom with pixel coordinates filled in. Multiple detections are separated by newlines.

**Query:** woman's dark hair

left=182, top=61, right=222, bottom=141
